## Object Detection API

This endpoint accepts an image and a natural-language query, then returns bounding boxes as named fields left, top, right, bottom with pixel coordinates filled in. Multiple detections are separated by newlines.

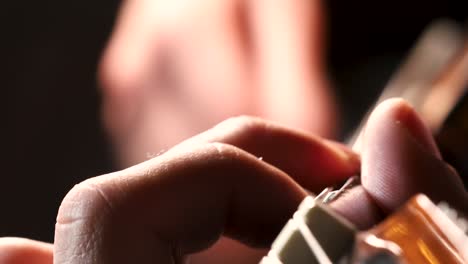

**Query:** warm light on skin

left=100, top=0, right=337, bottom=170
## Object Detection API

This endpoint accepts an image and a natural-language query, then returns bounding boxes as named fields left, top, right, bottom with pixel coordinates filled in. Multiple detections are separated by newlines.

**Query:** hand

left=1, top=99, right=467, bottom=263
left=1, top=115, right=356, bottom=264
left=99, top=0, right=337, bottom=167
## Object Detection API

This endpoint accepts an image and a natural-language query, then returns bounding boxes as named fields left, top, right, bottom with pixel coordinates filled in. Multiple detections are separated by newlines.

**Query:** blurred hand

left=99, top=0, right=337, bottom=167
left=1, top=99, right=466, bottom=264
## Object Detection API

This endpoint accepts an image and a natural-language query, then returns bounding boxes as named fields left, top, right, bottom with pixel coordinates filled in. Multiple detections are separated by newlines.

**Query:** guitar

left=261, top=20, right=468, bottom=264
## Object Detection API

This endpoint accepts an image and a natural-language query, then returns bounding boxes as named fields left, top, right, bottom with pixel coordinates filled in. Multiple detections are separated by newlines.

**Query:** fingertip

left=322, top=140, right=361, bottom=176
left=362, top=98, right=466, bottom=213
left=391, top=99, right=440, bottom=154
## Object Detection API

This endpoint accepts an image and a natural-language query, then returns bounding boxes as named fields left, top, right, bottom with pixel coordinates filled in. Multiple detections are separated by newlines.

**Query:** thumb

left=362, top=98, right=468, bottom=214
left=331, top=98, right=467, bottom=229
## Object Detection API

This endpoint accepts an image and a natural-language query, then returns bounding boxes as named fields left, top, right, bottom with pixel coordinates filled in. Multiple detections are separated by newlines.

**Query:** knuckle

left=199, top=142, right=256, bottom=167
left=223, top=115, right=257, bottom=126
left=57, top=178, right=114, bottom=226
left=216, top=115, right=265, bottom=133
left=206, top=142, right=241, bottom=160
left=54, top=179, right=115, bottom=262
left=98, top=49, right=138, bottom=97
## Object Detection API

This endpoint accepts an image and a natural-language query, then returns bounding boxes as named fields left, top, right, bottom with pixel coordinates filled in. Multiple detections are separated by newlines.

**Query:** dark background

left=2, top=0, right=466, bottom=242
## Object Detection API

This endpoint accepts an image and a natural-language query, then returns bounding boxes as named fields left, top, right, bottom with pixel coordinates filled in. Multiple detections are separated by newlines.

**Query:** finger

left=54, top=135, right=361, bottom=263
left=361, top=98, right=468, bottom=214
left=177, top=116, right=359, bottom=263
left=171, top=0, right=251, bottom=121
left=99, top=0, right=160, bottom=97
left=248, top=0, right=337, bottom=137
left=331, top=98, right=468, bottom=229
left=0, top=237, right=53, bottom=264
left=174, top=116, right=360, bottom=191
left=129, top=0, right=252, bottom=164
left=330, top=185, right=383, bottom=230
left=99, top=0, right=162, bottom=149
left=100, top=0, right=253, bottom=166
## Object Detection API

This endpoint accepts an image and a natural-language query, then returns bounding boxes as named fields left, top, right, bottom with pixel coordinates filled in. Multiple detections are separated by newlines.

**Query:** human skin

left=94, top=0, right=468, bottom=262
left=99, top=0, right=336, bottom=167
left=0, top=99, right=466, bottom=263
left=99, top=0, right=336, bottom=259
